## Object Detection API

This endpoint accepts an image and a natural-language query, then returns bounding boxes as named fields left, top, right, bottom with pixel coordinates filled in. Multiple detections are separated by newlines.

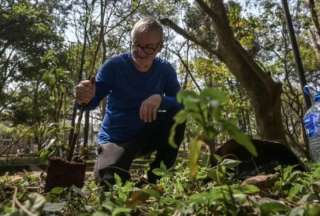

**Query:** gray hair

left=131, top=17, right=164, bottom=41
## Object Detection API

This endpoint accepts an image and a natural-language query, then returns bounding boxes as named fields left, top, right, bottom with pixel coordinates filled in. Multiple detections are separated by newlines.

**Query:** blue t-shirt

left=86, top=53, right=181, bottom=144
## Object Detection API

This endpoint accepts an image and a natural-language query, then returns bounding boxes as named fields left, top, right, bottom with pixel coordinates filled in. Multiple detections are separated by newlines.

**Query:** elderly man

left=75, top=17, right=185, bottom=187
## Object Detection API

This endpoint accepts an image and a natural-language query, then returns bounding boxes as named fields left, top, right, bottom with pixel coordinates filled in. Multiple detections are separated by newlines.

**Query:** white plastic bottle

left=304, top=94, right=320, bottom=162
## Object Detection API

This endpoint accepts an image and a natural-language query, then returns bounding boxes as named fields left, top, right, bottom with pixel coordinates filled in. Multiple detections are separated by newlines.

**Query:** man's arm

left=139, top=64, right=182, bottom=122
left=76, top=60, right=115, bottom=110
left=160, top=65, right=182, bottom=110
left=82, top=81, right=111, bottom=110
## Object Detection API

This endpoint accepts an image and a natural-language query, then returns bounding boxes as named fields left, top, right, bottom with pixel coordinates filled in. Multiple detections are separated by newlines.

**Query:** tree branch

left=106, top=1, right=140, bottom=33
left=11, top=186, right=37, bottom=216
left=309, top=0, right=320, bottom=38
left=159, top=18, right=221, bottom=58
left=169, top=48, right=202, bottom=92
left=0, top=41, right=11, bottom=58
left=195, top=0, right=217, bottom=21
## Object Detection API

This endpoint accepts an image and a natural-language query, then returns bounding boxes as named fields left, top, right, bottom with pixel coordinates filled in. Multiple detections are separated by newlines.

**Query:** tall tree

left=0, top=0, right=65, bottom=114
left=161, top=0, right=285, bottom=142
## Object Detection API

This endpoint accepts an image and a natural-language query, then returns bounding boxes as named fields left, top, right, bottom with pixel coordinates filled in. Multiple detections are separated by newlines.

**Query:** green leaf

left=28, top=193, right=46, bottom=212
left=174, top=110, right=188, bottom=124
left=189, top=191, right=210, bottom=204
left=177, top=90, right=200, bottom=111
left=152, top=161, right=168, bottom=177
left=49, top=187, right=64, bottom=195
left=189, top=188, right=229, bottom=204
left=111, top=207, right=131, bottom=216
left=222, top=121, right=257, bottom=156
left=92, top=212, right=107, bottom=216
left=207, top=167, right=223, bottom=182
left=306, top=205, right=320, bottom=216
left=240, top=184, right=260, bottom=194
left=39, top=149, right=50, bottom=160
left=131, top=0, right=140, bottom=9
left=43, top=202, right=66, bottom=213
left=288, top=184, right=303, bottom=201
left=259, top=200, right=289, bottom=215
left=177, top=90, right=198, bottom=103
left=200, top=88, right=227, bottom=104
left=114, top=173, right=122, bottom=186
left=220, top=158, right=241, bottom=169
left=143, top=188, right=161, bottom=199
left=189, top=139, right=203, bottom=177
left=289, top=207, right=305, bottom=216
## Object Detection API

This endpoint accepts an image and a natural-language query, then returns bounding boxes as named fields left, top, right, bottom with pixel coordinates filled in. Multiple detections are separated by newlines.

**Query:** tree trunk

left=219, top=38, right=284, bottom=142
left=161, top=0, right=286, bottom=142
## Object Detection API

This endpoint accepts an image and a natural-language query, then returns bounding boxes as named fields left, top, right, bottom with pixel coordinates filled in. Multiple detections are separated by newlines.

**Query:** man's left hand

left=139, top=94, right=162, bottom=122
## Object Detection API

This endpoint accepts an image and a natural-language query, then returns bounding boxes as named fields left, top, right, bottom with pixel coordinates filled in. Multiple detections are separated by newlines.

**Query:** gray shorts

left=94, top=142, right=127, bottom=182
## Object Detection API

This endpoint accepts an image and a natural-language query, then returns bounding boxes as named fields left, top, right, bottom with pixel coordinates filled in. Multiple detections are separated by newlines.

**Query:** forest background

left=2, top=0, right=320, bottom=215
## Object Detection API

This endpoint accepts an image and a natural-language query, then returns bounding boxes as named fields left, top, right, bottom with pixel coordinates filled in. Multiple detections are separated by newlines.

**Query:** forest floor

left=1, top=154, right=320, bottom=215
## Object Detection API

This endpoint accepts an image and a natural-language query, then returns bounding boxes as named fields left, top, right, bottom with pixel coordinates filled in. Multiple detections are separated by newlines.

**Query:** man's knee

left=94, top=143, right=126, bottom=184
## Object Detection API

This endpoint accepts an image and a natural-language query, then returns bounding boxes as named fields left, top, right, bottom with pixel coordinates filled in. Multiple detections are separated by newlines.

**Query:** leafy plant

left=207, top=158, right=241, bottom=185
left=170, top=88, right=257, bottom=175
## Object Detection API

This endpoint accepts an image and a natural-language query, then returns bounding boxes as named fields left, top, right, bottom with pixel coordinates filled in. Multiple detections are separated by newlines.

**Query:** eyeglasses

left=132, top=41, right=162, bottom=55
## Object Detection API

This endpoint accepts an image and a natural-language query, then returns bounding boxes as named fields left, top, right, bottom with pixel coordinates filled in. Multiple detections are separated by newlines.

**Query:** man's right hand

left=75, top=78, right=96, bottom=105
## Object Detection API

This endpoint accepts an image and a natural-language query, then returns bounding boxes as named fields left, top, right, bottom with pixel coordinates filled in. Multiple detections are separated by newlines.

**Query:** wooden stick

left=67, top=107, right=84, bottom=161
left=11, top=186, right=37, bottom=216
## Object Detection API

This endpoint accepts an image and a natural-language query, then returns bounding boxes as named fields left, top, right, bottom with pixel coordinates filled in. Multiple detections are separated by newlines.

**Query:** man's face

left=131, top=31, right=162, bottom=71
